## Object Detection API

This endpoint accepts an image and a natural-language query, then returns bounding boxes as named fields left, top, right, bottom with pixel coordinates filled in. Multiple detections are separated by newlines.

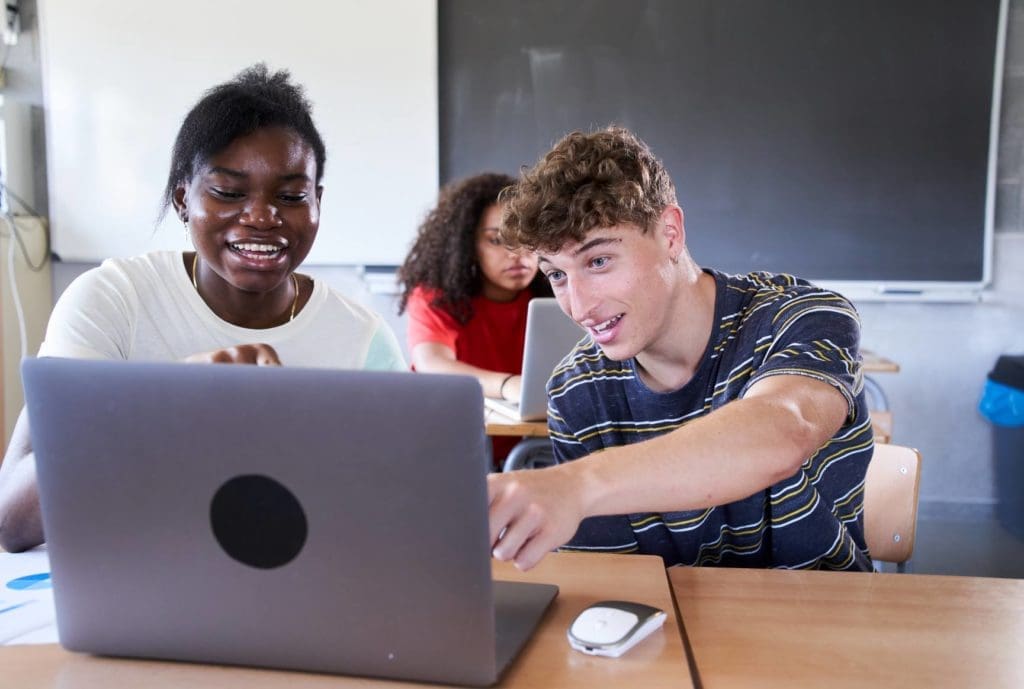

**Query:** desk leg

left=484, top=435, right=495, bottom=473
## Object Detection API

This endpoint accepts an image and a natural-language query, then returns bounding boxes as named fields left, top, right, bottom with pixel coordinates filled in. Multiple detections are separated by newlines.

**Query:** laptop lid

left=22, top=358, right=556, bottom=686
left=485, top=299, right=584, bottom=421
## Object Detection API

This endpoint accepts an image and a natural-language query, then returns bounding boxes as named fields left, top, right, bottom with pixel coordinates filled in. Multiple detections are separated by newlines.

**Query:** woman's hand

left=185, top=343, right=282, bottom=366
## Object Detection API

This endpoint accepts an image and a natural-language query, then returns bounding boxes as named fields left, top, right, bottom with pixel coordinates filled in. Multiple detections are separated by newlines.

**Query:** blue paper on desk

left=0, top=547, right=57, bottom=645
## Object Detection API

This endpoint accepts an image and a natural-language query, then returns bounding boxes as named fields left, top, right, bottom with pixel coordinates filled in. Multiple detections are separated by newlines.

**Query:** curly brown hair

left=398, top=172, right=550, bottom=324
left=501, top=126, right=677, bottom=253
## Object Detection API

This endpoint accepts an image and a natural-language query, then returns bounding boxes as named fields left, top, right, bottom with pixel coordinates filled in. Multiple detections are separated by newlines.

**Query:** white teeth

left=231, top=242, right=282, bottom=254
left=594, top=315, right=622, bottom=333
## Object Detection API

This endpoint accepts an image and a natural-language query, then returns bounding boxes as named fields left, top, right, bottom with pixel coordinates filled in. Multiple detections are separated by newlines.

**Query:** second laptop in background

left=485, top=298, right=585, bottom=421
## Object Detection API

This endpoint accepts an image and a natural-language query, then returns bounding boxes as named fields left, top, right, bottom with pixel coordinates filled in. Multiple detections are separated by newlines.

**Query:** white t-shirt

left=38, top=251, right=406, bottom=371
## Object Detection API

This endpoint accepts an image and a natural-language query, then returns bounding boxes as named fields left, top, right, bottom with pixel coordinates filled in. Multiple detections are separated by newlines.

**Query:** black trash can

left=979, top=355, right=1024, bottom=540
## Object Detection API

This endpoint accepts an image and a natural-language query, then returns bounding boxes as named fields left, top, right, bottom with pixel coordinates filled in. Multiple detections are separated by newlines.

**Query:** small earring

left=182, top=217, right=189, bottom=241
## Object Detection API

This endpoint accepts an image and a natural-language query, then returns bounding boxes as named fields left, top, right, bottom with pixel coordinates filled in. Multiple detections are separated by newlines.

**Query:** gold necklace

left=191, top=252, right=299, bottom=323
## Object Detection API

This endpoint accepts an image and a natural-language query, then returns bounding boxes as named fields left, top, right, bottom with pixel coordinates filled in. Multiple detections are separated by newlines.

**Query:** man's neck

left=634, top=269, right=717, bottom=393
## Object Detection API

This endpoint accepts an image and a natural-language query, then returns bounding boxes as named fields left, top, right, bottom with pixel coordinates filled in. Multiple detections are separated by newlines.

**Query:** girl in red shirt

left=398, top=173, right=551, bottom=464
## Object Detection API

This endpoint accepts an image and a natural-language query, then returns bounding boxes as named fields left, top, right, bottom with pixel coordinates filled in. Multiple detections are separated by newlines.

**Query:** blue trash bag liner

left=980, top=379, right=1024, bottom=427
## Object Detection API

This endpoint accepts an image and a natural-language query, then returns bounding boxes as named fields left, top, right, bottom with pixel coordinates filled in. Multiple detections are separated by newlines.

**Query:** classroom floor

left=903, top=515, right=1024, bottom=579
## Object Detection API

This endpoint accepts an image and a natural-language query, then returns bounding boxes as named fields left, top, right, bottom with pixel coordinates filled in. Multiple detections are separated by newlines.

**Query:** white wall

left=856, top=233, right=1024, bottom=518
left=39, top=0, right=437, bottom=266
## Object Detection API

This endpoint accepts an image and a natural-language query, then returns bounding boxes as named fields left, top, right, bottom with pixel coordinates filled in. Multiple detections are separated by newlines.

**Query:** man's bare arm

left=487, top=374, right=850, bottom=570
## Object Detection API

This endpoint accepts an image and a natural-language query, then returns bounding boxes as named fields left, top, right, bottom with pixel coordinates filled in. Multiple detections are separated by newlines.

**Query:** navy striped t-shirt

left=547, top=270, right=874, bottom=570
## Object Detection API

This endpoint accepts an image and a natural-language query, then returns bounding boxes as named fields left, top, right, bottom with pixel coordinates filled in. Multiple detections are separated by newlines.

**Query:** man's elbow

left=767, top=401, right=833, bottom=481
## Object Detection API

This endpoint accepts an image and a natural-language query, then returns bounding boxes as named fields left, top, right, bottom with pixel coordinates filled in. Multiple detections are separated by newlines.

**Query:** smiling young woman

left=0, top=65, right=406, bottom=553
left=177, top=125, right=319, bottom=330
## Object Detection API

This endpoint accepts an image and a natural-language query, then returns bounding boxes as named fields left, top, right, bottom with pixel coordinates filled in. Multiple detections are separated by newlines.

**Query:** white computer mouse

left=567, top=600, right=666, bottom=658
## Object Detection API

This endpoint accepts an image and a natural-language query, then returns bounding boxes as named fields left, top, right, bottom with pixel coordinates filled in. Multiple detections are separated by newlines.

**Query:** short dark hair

left=501, top=126, right=676, bottom=252
left=160, top=63, right=326, bottom=217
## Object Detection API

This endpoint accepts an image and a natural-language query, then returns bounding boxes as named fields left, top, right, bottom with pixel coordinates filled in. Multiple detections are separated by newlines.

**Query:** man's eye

left=591, top=256, right=609, bottom=269
left=545, top=270, right=565, bottom=283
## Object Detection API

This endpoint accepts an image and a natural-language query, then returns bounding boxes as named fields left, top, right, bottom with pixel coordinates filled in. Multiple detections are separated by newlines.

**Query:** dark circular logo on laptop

left=210, top=475, right=307, bottom=569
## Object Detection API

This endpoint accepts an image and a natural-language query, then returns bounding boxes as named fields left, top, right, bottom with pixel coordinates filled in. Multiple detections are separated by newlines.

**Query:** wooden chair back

left=863, top=443, right=922, bottom=569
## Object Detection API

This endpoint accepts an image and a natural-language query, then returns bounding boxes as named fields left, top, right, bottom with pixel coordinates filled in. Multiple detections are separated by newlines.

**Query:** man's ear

left=659, top=205, right=686, bottom=260
left=172, top=184, right=189, bottom=222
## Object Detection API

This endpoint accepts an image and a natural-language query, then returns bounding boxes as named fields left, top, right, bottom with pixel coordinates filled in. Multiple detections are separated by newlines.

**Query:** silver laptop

left=22, top=358, right=557, bottom=687
left=485, top=298, right=585, bottom=421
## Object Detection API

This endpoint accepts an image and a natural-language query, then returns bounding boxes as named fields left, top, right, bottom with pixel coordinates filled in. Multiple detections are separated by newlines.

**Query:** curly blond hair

left=500, top=126, right=677, bottom=252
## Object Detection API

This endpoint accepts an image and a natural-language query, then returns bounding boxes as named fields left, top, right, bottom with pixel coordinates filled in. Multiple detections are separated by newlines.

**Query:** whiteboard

left=39, top=0, right=438, bottom=265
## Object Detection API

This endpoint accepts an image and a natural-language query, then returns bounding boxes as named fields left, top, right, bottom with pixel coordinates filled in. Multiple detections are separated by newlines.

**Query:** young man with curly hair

left=487, top=127, right=873, bottom=572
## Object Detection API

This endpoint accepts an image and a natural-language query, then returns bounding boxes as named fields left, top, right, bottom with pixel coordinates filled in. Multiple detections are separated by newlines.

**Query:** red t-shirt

left=406, top=286, right=533, bottom=464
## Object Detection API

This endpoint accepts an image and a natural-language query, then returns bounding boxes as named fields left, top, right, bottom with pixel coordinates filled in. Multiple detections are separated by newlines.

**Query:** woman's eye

left=211, top=188, right=243, bottom=200
left=488, top=237, right=502, bottom=246
left=279, top=193, right=307, bottom=203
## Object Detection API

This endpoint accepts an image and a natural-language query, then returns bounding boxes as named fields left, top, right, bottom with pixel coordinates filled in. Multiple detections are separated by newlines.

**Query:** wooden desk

left=870, top=409, right=893, bottom=444
left=2, top=552, right=692, bottom=688
left=484, top=410, right=551, bottom=471
left=484, top=408, right=547, bottom=438
left=861, top=349, right=900, bottom=441
left=670, top=567, right=1024, bottom=689
left=861, top=350, right=900, bottom=374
